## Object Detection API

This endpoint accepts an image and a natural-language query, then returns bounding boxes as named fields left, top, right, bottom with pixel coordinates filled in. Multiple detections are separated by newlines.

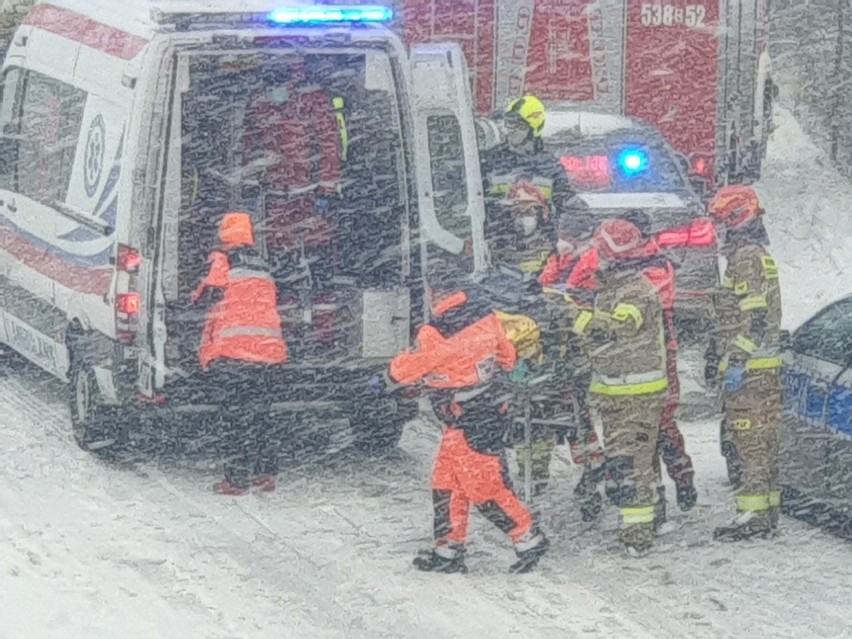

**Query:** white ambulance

left=0, top=0, right=488, bottom=453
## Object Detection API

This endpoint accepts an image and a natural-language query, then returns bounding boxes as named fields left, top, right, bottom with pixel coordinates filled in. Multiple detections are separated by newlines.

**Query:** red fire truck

left=395, top=0, right=774, bottom=189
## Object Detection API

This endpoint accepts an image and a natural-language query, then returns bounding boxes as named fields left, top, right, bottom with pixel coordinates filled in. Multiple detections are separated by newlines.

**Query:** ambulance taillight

left=114, top=244, right=142, bottom=344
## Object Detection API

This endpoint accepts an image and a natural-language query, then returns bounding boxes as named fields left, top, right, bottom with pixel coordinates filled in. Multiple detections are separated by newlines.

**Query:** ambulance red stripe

left=23, top=3, right=148, bottom=60
left=0, top=226, right=112, bottom=296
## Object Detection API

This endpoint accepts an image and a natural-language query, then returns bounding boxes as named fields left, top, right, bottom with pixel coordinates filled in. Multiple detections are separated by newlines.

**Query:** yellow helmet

left=505, top=95, right=546, bottom=139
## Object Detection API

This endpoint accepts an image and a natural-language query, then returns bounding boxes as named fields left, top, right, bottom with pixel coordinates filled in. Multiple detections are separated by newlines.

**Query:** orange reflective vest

left=389, top=301, right=516, bottom=391
left=194, top=247, right=287, bottom=370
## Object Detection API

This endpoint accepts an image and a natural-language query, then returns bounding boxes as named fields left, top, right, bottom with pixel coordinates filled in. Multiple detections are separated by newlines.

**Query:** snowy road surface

left=2, top=107, right=852, bottom=639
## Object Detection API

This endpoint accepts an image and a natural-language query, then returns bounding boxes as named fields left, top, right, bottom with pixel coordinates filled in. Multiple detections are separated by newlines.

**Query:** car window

left=545, top=131, right=686, bottom=193
left=791, top=297, right=852, bottom=365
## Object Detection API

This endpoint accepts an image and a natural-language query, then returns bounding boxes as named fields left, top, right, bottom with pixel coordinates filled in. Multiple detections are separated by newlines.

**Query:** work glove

left=314, top=196, right=330, bottom=214
left=704, top=357, right=719, bottom=386
left=508, top=360, right=530, bottom=385
left=368, top=374, right=386, bottom=396
left=703, top=341, right=720, bottom=386
left=724, top=365, right=746, bottom=393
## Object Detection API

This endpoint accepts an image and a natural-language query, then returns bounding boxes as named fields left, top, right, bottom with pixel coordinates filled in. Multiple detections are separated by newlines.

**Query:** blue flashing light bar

left=268, top=5, right=394, bottom=25
left=617, top=147, right=649, bottom=176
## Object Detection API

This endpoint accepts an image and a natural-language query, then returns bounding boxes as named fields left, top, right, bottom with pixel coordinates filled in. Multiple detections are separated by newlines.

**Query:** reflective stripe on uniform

left=219, top=326, right=283, bottom=340
left=590, top=371, right=667, bottom=396
left=573, top=310, right=593, bottom=334
left=739, top=294, right=768, bottom=311
left=769, top=491, right=782, bottom=508
left=746, top=356, right=782, bottom=370
left=332, top=96, right=349, bottom=162
left=736, top=493, right=772, bottom=512
left=611, top=302, right=643, bottom=330
left=229, top=268, right=274, bottom=282
left=722, top=276, right=735, bottom=288
left=620, top=505, right=655, bottom=525
left=734, top=334, right=758, bottom=354
left=719, top=353, right=782, bottom=372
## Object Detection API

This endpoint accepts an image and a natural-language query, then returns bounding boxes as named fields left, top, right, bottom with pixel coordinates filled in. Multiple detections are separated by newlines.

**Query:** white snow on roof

left=543, top=110, right=638, bottom=137
left=38, top=0, right=327, bottom=39
left=578, top=192, right=688, bottom=210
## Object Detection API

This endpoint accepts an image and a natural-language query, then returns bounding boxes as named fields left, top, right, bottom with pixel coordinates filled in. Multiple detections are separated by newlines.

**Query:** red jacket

left=538, top=247, right=600, bottom=302
left=243, top=82, right=341, bottom=196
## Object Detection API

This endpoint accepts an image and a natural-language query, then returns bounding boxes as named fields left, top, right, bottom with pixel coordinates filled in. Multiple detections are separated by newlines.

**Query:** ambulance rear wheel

left=69, top=359, right=120, bottom=455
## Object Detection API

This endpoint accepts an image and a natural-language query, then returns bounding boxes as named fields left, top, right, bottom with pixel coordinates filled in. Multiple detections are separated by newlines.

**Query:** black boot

left=653, top=485, right=668, bottom=533
left=713, top=512, right=773, bottom=542
left=580, top=492, right=603, bottom=522
left=676, top=481, right=698, bottom=512
left=574, top=464, right=605, bottom=498
left=412, top=546, right=468, bottom=574
left=510, top=529, right=550, bottom=573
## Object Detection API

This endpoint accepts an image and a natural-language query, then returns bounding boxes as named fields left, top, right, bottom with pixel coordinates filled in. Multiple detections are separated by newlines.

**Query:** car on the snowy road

left=780, top=294, right=852, bottom=537
left=541, top=110, right=720, bottom=335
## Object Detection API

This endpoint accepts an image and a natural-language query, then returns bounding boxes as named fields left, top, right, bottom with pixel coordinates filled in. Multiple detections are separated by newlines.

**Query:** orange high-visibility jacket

left=389, top=293, right=517, bottom=390
left=193, top=213, right=287, bottom=370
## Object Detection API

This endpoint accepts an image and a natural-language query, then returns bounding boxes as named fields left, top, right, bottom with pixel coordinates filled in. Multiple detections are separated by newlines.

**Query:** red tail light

left=116, top=293, right=141, bottom=316
left=117, top=244, right=141, bottom=272
left=687, top=218, right=717, bottom=247
left=690, top=154, right=714, bottom=180
left=657, top=218, right=717, bottom=248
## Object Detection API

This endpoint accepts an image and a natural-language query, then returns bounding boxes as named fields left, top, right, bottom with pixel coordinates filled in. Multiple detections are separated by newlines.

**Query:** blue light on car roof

left=617, top=147, right=649, bottom=175
left=268, top=5, right=393, bottom=25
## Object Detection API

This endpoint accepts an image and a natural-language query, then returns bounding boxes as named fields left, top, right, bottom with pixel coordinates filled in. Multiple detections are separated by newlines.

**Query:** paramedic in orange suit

left=381, top=288, right=549, bottom=574
left=191, top=212, right=287, bottom=496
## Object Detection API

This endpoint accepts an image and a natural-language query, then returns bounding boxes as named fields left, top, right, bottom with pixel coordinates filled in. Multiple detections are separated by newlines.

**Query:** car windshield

left=544, top=129, right=687, bottom=193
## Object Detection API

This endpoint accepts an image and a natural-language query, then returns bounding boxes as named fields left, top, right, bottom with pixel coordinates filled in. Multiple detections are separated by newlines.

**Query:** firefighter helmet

left=595, top=219, right=646, bottom=261
left=505, top=95, right=547, bottom=139
left=708, top=185, right=762, bottom=228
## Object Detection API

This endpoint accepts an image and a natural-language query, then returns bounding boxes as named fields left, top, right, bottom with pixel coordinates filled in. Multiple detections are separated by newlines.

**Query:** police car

left=540, top=109, right=719, bottom=335
left=780, top=295, right=852, bottom=537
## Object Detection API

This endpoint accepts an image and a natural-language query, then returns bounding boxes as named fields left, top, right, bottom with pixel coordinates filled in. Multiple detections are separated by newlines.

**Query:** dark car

left=540, top=110, right=719, bottom=334
left=780, top=295, right=852, bottom=537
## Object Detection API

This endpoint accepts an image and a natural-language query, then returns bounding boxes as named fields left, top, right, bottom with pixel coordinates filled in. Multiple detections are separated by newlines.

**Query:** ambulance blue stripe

left=0, top=212, right=112, bottom=267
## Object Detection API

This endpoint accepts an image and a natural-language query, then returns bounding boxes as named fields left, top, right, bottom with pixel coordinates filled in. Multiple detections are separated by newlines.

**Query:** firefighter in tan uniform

left=708, top=186, right=782, bottom=541
left=572, top=219, right=668, bottom=555
left=705, top=248, right=747, bottom=489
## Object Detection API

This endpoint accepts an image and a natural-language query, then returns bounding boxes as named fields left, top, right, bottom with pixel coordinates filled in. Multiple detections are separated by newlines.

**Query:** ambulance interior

left=162, top=48, right=412, bottom=371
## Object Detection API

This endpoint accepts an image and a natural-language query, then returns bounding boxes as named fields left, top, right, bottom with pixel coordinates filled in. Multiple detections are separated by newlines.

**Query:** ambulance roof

left=35, top=0, right=371, bottom=40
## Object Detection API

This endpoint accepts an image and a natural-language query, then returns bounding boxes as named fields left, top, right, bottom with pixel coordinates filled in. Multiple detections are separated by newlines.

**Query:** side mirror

left=780, top=329, right=791, bottom=351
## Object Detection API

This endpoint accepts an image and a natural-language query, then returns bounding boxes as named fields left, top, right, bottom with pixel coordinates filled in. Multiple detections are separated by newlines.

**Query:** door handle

left=6, top=199, right=16, bottom=213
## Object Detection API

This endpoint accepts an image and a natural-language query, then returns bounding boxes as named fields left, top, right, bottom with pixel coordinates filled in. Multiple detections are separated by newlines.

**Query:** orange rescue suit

left=192, top=213, right=287, bottom=370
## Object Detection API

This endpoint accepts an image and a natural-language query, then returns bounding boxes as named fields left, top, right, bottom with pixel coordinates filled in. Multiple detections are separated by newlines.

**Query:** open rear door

left=410, top=43, right=488, bottom=284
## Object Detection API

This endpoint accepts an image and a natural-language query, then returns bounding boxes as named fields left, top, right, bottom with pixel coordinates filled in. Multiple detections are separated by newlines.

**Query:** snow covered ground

left=2, top=107, right=852, bottom=639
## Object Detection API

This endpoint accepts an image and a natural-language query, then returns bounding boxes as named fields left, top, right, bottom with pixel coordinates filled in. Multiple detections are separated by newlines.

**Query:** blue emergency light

left=617, top=147, right=649, bottom=176
left=268, top=5, right=393, bottom=25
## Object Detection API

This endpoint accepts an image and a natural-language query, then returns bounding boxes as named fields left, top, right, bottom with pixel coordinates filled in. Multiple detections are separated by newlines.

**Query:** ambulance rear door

left=410, top=42, right=487, bottom=287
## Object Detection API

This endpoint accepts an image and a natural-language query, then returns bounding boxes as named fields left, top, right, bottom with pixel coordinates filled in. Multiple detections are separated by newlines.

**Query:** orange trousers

left=431, top=427, right=533, bottom=546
